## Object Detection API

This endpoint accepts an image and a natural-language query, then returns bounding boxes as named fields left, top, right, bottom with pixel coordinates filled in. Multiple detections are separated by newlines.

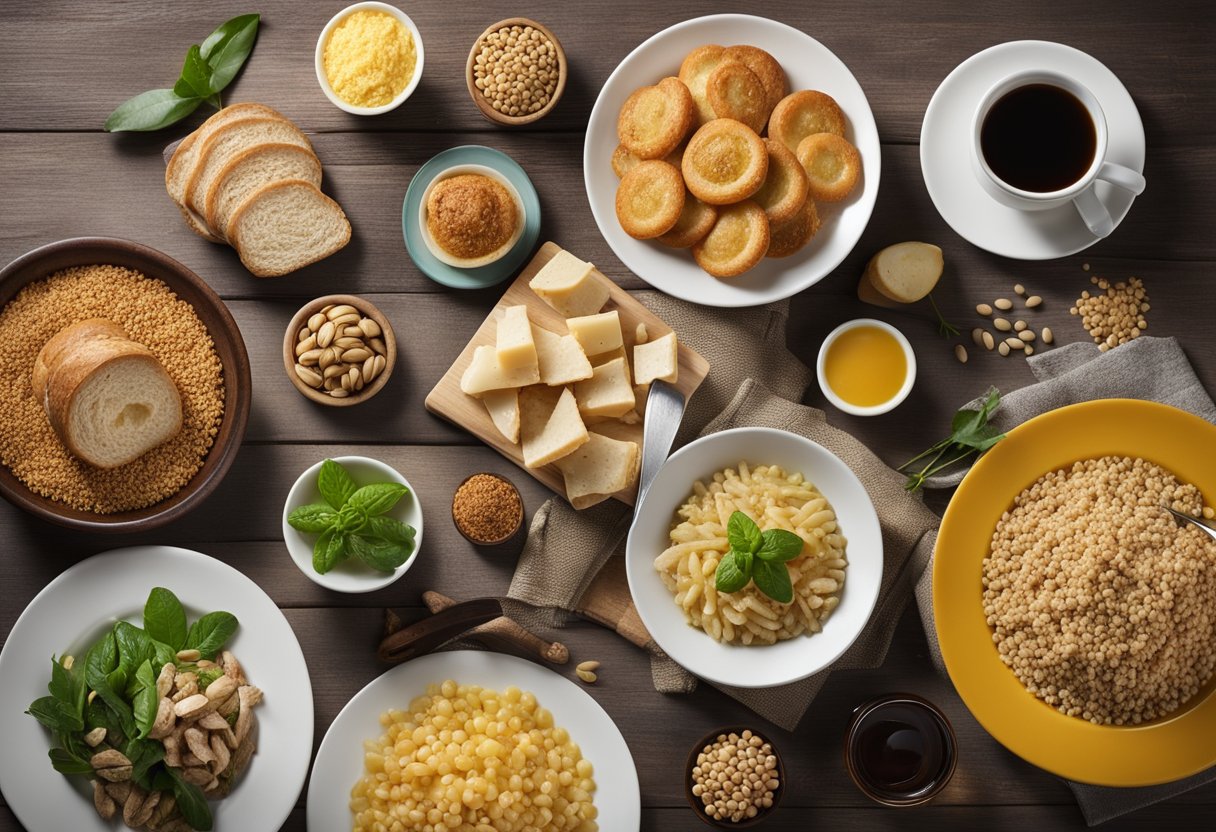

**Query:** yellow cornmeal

left=323, top=9, right=416, bottom=108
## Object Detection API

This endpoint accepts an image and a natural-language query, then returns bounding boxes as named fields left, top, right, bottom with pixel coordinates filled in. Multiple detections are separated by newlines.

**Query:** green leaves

left=49, top=747, right=94, bottom=775
left=144, top=587, right=188, bottom=651
left=184, top=611, right=239, bottom=660
left=899, top=387, right=1007, bottom=492
left=168, top=767, right=215, bottom=831
left=104, top=14, right=260, bottom=132
left=132, top=661, right=159, bottom=739
left=297, top=459, right=418, bottom=575
left=714, top=512, right=804, bottom=603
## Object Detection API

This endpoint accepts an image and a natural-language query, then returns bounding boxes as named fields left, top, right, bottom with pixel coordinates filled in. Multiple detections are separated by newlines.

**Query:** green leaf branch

left=898, top=387, right=1007, bottom=492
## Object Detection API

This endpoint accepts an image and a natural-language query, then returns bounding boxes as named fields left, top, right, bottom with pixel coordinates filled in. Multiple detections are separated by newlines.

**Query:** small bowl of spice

left=284, top=294, right=396, bottom=406
left=466, top=18, right=567, bottom=126
left=316, top=2, right=424, bottom=116
left=452, top=472, right=524, bottom=546
left=686, top=727, right=784, bottom=827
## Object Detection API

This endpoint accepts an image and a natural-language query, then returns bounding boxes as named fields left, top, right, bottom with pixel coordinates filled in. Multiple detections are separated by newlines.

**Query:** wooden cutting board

left=425, top=241, right=709, bottom=506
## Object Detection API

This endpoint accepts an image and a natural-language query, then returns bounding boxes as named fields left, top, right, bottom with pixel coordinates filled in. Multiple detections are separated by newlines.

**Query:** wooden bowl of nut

left=283, top=294, right=396, bottom=406
left=685, top=726, right=785, bottom=828
left=465, top=18, right=567, bottom=126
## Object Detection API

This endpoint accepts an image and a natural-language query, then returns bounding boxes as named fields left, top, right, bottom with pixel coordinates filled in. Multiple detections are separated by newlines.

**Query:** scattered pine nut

left=1204, top=506, right=1214, bottom=520
left=1014, top=283, right=1026, bottom=296
left=1014, top=320, right=1028, bottom=332
left=1043, top=327, right=1054, bottom=344
left=1083, top=262, right=1090, bottom=271
left=998, top=342, right=1011, bottom=356
left=982, top=331, right=995, bottom=351
left=994, top=318, right=1012, bottom=332
left=1025, top=345, right=1035, bottom=355
left=576, top=669, right=598, bottom=684
left=1005, top=337, right=1025, bottom=351
left=971, top=328, right=985, bottom=347
left=976, top=303, right=993, bottom=316
left=955, top=344, right=969, bottom=364
left=576, top=660, right=601, bottom=673
left=994, top=298, right=1014, bottom=311
left=1025, top=295, right=1043, bottom=308
left=1019, top=330, right=1036, bottom=342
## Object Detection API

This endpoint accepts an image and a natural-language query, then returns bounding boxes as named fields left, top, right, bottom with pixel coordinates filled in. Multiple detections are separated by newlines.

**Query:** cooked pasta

left=655, top=462, right=848, bottom=645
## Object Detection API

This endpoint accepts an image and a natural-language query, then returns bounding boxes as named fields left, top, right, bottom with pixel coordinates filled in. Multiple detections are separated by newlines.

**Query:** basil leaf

left=313, top=527, right=348, bottom=574
left=177, top=44, right=214, bottom=99
left=336, top=504, right=369, bottom=533
left=48, top=656, right=84, bottom=719
left=104, top=88, right=201, bottom=132
left=318, top=459, right=358, bottom=509
left=366, top=515, right=417, bottom=546
left=714, top=552, right=750, bottom=594
left=348, top=482, right=409, bottom=517
left=288, top=503, right=339, bottom=533
left=184, top=611, right=238, bottom=660
left=132, top=661, right=158, bottom=739
left=49, top=747, right=93, bottom=776
left=727, top=511, right=763, bottom=555
left=752, top=559, right=794, bottom=604
left=200, top=13, right=260, bottom=93
left=348, top=535, right=410, bottom=573
left=144, top=587, right=188, bottom=650
left=168, top=767, right=214, bottom=831
left=152, top=638, right=178, bottom=669
left=126, top=736, right=165, bottom=785
left=87, top=699, right=126, bottom=746
left=84, top=631, right=119, bottom=690
left=757, top=528, right=805, bottom=563
left=114, top=621, right=154, bottom=676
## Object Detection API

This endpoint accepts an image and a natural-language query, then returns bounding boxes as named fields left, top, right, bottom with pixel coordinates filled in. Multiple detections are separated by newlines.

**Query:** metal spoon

left=1162, top=505, right=1216, bottom=543
left=636, top=379, right=686, bottom=508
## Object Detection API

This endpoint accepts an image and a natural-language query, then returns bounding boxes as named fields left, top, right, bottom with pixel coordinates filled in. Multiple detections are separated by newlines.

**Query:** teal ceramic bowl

left=402, top=145, right=541, bottom=289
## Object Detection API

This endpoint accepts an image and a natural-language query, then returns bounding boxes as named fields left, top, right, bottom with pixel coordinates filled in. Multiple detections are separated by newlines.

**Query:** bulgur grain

left=452, top=472, right=523, bottom=543
left=0, top=265, right=224, bottom=513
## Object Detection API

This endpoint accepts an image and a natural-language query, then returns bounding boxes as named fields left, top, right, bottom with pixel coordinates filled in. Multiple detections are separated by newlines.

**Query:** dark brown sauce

left=849, top=700, right=954, bottom=802
left=981, top=84, right=1097, bottom=193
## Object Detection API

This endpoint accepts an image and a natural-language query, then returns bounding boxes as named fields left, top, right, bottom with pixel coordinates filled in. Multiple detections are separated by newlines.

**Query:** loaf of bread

left=32, top=319, right=183, bottom=469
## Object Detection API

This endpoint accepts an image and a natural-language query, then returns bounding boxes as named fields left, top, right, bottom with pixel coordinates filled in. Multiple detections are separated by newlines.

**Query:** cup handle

left=1072, top=187, right=1115, bottom=238
left=1096, top=161, right=1146, bottom=195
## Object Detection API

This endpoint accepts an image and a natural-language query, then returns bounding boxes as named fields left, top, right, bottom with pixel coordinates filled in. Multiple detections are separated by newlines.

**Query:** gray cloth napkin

left=913, top=335, right=1216, bottom=825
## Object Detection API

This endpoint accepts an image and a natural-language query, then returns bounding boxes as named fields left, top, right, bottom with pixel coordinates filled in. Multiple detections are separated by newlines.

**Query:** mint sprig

left=714, top=512, right=805, bottom=603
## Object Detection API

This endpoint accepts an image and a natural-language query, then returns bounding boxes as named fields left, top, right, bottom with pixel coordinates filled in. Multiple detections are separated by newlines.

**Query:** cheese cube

left=520, top=386, right=589, bottom=468
left=496, top=305, right=537, bottom=371
left=555, top=432, right=640, bottom=499
left=633, top=332, right=678, bottom=385
left=482, top=387, right=520, bottom=444
left=567, top=311, right=623, bottom=357
left=533, top=324, right=593, bottom=386
left=529, top=251, right=610, bottom=317
left=574, top=357, right=635, bottom=418
left=460, top=344, right=540, bottom=396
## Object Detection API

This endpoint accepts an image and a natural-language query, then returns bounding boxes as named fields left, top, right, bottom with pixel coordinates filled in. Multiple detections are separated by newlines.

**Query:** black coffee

left=851, top=700, right=952, bottom=800
left=980, top=83, right=1097, bottom=192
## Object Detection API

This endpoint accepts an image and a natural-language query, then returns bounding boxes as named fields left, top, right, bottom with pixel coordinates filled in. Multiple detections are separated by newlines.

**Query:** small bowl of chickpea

left=685, top=726, right=785, bottom=828
left=465, top=18, right=567, bottom=126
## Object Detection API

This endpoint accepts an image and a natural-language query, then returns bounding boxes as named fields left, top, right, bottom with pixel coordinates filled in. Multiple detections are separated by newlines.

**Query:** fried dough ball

left=657, top=194, right=718, bottom=248
left=681, top=118, right=768, bottom=205
left=796, top=132, right=861, bottom=202
left=706, top=61, right=769, bottom=134
left=615, top=160, right=686, bottom=239
left=693, top=200, right=770, bottom=277
left=617, top=77, right=695, bottom=160
left=766, top=199, right=820, bottom=258
left=768, top=90, right=846, bottom=153
left=751, top=138, right=809, bottom=224
left=678, top=44, right=727, bottom=125
left=722, top=45, right=787, bottom=115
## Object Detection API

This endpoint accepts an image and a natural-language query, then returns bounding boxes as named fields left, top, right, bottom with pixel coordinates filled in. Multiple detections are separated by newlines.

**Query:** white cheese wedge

left=460, top=344, right=540, bottom=396
left=520, top=385, right=589, bottom=468
left=532, top=324, right=593, bottom=386
left=482, top=387, right=520, bottom=444
left=574, top=357, right=636, bottom=418
left=633, top=332, right=679, bottom=385
left=496, top=305, right=537, bottom=371
left=555, top=431, right=640, bottom=499
left=567, top=310, right=623, bottom=357
left=529, top=250, right=610, bottom=317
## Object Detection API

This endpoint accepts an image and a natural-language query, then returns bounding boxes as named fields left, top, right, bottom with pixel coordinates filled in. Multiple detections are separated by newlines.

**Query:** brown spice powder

left=0, top=265, right=225, bottom=513
left=452, top=473, right=522, bottom=543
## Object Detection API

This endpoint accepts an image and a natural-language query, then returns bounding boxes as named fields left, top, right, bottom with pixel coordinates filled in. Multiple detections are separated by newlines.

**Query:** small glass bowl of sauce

left=816, top=319, right=916, bottom=416
left=844, top=693, right=957, bottom=806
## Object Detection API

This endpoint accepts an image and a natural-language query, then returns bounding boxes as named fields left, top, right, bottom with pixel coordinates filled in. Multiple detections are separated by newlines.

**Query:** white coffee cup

left=971, top=70, right=1145, bottom=238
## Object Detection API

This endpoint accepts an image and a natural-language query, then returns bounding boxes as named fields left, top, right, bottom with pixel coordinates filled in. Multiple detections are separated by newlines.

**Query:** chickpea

left=473, top=24, right=561, bottom=116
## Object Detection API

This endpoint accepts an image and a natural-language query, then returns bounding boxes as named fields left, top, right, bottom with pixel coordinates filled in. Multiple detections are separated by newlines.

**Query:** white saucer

left=920, top=40, right=1145, bottom=260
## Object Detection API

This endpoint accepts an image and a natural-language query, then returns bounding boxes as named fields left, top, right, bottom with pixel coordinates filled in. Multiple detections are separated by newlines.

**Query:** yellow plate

left=934, top=398, right=1216, bottom=786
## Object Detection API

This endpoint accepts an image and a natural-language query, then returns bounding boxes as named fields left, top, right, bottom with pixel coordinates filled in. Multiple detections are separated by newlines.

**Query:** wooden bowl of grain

left=465, top=18, right=567, bottom=126
left=0, top=237, right=251, bottom=533
left=282, top=294, right=397, bottom=406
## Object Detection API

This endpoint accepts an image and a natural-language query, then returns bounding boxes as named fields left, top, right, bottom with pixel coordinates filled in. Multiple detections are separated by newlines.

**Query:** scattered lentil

left=1071, top=275, right=1149, bottom=352
left=0, top=265, right=223, bottom=513
left=691, top=730, right=780, bottom=824
left=473, top=24, right=561, bottom=118
left=452, top=472, right=523, bottom=543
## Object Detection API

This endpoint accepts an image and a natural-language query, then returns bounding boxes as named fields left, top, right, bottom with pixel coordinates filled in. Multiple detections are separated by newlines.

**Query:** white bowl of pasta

left=626, top=426, right=882, bottom=688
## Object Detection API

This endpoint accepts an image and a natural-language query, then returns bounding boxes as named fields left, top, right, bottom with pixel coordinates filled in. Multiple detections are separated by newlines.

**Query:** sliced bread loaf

left=206, top=143, right=323, bottom=240
left=32, top=319, right=183, bottom=469
left=228, top=180, right=351, bottom=277
left=184, top=116, right=313, bottom=217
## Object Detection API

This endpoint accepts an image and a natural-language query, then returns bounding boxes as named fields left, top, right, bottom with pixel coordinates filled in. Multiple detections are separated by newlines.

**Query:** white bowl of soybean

left=315, top=2, right=425, bottom=116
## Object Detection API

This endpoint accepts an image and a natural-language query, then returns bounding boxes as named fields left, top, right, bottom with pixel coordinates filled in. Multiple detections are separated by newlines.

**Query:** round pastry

left=617, top=77, right=695, bottom=160
left=768, top=90, right=846, bottom=153
left=678, top=44, right=727, bottom=126
left=426, top=173, right=520, bottom=262
left=692, top=200, right=770, bottom=278
left=615, top=160, right=686, bottom=239
left=657, top=194, right=718, bottom=248
left=706, top=61, right=769, bottom=134
left=796, top=132, right=862, bottom=202
left=766, top=199, right=820, bottom=258
left=751, top=138, right=809, bottom=224
left=612, top=143, right=685, bottom=179
left=681, top=118, right=768, bottom=205
left=722, top=45, right=787, bottom=115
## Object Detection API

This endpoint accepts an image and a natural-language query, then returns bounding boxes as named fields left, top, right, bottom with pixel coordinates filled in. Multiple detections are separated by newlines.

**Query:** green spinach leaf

left=184, top=611, right=239, bottom=660
left=132, top=661, right=158, bottom=739
left=114, top=621, right=154, bottom=676
left=48, top=747, right=93, bottom=776
left=144, top=587, right=188, bottom=650
left=27, top=696, right=82, bottom=734
left=287, top=503, right=339, bottom=533
left=168, top=767, right=215, bottom=831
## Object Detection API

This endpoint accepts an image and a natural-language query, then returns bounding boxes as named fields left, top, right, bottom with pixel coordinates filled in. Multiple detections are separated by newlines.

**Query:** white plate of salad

left=0, top=546, right=313, bottom=832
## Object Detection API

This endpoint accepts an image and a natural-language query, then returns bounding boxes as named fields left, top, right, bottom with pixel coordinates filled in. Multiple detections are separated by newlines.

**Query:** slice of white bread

left=165, top=103, right=288, bottom=242
left=32, top=319, right=183, bottom=469
left=206, top=143, right=323, bottom=240
left=184, top=116, right=313, bottom=217
left=228, top=180, right=351, bottom=277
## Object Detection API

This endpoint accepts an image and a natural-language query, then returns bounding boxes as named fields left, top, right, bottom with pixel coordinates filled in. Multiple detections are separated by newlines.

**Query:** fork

left=1162, top=505, right=1216, bottom=543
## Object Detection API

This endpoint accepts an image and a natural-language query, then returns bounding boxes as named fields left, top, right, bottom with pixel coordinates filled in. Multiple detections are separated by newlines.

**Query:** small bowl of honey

left=844, top=693, right=957, bottom=807
left=816, top=318, right=916, bottom=416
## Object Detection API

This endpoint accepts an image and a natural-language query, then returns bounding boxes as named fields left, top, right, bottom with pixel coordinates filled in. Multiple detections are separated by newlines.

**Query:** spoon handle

left=637, top=379, right=686, bottom=508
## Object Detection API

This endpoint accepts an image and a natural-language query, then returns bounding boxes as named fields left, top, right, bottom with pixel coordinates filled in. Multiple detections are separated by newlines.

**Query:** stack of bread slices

left=165, top=102, right=351, bottom=277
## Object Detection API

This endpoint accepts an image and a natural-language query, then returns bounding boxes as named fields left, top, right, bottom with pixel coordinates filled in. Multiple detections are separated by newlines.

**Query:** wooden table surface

left=2, top=1, right=1213, bottom=829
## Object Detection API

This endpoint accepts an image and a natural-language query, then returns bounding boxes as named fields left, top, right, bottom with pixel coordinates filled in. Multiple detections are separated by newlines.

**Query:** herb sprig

left=928, top=292, right=960, bottom=338
left=104, top=14, right=260, bottom=132
left=714, top=512, right=805, bottom=603
left=898, top=387, right=1007, bottom=492
left=288, top=459, right=417, bottom=575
